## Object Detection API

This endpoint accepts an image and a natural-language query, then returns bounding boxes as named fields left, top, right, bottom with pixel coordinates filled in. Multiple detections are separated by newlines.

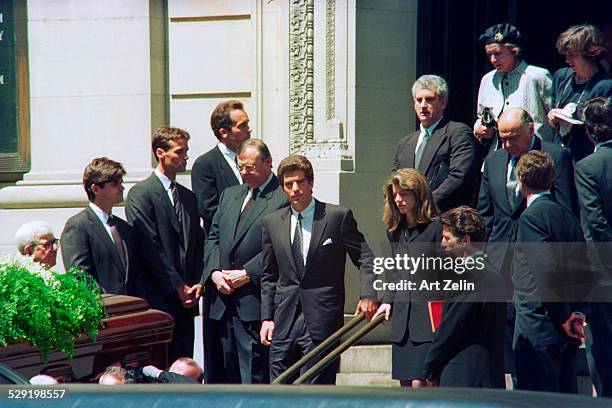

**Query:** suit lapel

left=512, top=138, right=543, bottom=214
left=215, top=146, right=240, bottom=186
left=232, top=178, right=280, bottom=249
left=418, top=119, right=447, bottom=174
left=304, top=200, right=327, bottom=273
left=178, top=185, right=191, bottom=250
left=153, top=176, right=184, bottom=247
left=279, top=207, right=298, bottom=276
left=490, top=150, right=514, bottom=214
left=405, top=132, right=419, bottom=168
left=86, top=207, right=126, bottom=275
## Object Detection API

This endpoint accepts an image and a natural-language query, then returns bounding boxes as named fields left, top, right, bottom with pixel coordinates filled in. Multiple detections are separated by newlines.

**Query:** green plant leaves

left=0, top=261, right=107, bottom=362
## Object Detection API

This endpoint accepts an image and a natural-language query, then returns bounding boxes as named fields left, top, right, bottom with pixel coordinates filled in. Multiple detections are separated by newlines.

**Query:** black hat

left=479, top=23, right=522, bottom=46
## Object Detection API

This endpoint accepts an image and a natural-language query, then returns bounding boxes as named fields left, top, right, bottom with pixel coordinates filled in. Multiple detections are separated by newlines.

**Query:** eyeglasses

left=35, top=239, right=60, bottom=250
left=237, top=164, right=258, bottom=173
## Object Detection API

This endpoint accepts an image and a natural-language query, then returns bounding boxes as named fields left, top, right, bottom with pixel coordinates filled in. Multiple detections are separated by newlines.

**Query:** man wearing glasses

left=14, top=221, right=59, bottom=268
left=202, top=139, right=288, bottom=383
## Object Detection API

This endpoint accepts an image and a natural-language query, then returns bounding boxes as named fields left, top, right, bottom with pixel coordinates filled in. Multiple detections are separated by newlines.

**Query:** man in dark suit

left=423, top=206, right=505, bottom=389
left=478, top=107, right=577, bottom=278
left=260, top=155, right=378, bottom=384
left=512, top=151, right=586, bottom=393
left=393, top=74, right=478, bottom=211
left=191, top=99, right=250, bottom=383
left=191, top=99, right=250, bottom=234
left=477, top=107, right=578, bottom=383
left=202, top=139, right=288, bottom=384
left=61, top=157, right=139, bottom=295
left=576, top=97, right=612, bottom=397
left=126, top=125, right=204, bottom=362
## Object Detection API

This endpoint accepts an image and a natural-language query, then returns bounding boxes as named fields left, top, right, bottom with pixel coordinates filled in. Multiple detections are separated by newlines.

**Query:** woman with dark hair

left=548, top=24, right=612, bottom=163
left=374, top=168, right=442, bottom=387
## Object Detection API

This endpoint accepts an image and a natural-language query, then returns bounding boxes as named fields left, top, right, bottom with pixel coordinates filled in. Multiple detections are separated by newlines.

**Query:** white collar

left=88, top=202, right=110, bottom=224
left=290, top=198, right=316, bottom=218
left=420, top=117, right=443, bottom=135
left=526, top=191, right=551, bottom=207
left=154, top=167, right=173, bottom=191
left=217, top=142, right=236, bottom=159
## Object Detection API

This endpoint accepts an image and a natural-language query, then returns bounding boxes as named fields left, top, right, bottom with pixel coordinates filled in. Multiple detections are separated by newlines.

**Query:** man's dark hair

left=151, top=125, right=190, bottom=161
left=236, top=139, right=271, bottom=161
left=440, top=206, right=485, bottom=244
left=277, top=155, right=314, bottom=184
left=82, top=157, right=126, bottom=201
left=582, top=97, right=612, bottom=143
left=516, top=150, right=555, bottom=192
left=210, top=100, right=244, bottom=140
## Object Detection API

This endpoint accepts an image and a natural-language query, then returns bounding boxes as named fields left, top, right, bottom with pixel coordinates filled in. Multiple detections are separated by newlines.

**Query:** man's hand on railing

left=260, top=320, right=275, bottom=346
left=354, top=298, right=379, bottom=321
left=373, top=303, right=391, bottom=322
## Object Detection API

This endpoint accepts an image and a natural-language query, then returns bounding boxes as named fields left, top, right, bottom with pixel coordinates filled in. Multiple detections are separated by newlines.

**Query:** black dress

left=384, top=219, right=443, bottom=380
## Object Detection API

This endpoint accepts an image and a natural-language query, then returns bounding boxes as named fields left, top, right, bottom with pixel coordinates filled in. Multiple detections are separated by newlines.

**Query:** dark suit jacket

left=576, top=145, right=612, bottom=295
left=383, top=219, right=443, bottom=343
left=512, top=194, right=583, bottom=349
left=393, top=118, right=478, bottom=211
left=576, top=145, right=612, bottom=243
left=202, top=175, right=288, bottom=323
left=423, top=255, right=505, bottom=388
left=61, top=206, right=139, bottom=295
left=126, top=173, right=204, bottom=318
left=261, top=200, right=377, bottom=342
left=477, top=138, right=577, bottom=276
left=191, top=145, right=240, bottom=235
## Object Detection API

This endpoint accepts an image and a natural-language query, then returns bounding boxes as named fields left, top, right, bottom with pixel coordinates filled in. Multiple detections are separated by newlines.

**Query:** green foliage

left=0, top=261, right=107, bottom=361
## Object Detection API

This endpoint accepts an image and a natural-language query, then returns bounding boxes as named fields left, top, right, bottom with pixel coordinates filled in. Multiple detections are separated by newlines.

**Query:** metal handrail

left=272, top=313, right=366, bottom=384
left=292, top=313, right=385, bottom=384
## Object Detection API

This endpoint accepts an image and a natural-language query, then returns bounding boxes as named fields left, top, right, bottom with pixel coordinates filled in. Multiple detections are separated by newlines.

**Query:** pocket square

left=322, top=238, right=333, bottom=246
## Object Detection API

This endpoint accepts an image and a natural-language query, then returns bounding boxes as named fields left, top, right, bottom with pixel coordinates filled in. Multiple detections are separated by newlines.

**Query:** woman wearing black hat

left=474, top=23, right=554, bottom=158
left=548, top=24, right=612, bottom=164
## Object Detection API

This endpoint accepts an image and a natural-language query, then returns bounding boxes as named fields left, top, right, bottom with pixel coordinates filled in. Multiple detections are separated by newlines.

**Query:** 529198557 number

left=8, top=389, right=67, bottom=399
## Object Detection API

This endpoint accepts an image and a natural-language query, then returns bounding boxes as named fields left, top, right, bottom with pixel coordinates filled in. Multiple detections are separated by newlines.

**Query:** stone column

left=0, top=0, right=166, bottom=254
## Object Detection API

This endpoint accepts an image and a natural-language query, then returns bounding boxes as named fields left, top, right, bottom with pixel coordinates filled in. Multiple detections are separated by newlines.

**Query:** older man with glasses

left=14, top=221, right=59, bottom=268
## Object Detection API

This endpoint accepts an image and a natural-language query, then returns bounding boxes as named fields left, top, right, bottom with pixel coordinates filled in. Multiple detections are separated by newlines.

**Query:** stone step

left=336, top=372, right=399, bottom=387
left=340, top=344, right=391, bottom=374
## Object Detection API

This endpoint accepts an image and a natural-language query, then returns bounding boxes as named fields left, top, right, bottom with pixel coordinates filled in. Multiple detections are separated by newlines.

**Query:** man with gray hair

left=14, top=221, right=59, bottom=268
left=393, top=74, right=478, bottom=212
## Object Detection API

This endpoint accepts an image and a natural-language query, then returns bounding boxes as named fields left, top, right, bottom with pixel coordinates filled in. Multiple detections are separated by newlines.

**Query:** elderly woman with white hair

left=14, top=221, right=59, bottom=268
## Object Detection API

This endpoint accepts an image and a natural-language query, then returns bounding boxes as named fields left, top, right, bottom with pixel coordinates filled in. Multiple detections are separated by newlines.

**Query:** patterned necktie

left=414, top=129, right=430, bottom=168
left=506, top=157, right=519, bottom=207
left=107, top=216, right=127, bottom=270
left=292, top=213, right=305, bottom=277
left=170, top=181, right=183, bottom=226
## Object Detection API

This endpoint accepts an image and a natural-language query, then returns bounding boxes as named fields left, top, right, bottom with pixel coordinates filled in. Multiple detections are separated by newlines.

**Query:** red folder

left=428, top=300, right=444, bottom=332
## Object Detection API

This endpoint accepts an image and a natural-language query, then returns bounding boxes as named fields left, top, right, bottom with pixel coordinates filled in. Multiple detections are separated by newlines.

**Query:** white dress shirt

left=218, top=142, right=243, bottom=184
left=290, top=198, right=316, bottom=262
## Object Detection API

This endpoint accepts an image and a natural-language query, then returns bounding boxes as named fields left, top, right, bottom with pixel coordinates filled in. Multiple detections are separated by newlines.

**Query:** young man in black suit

left=191, top=99, right=250, bottom=383
left=126, top=126, right=204, bottom=362
left=512, top=150, right=587, bottom=393
left=202, top=139, right=288, bottom=384
left=61, top=157, right=139, bottom=295
left=260, top=155, right=378, bottom=384
left=576, top=97, right=612, bottom=397
left=423, top=206, right=505, bottom=389
left=393, top=74, right=478, bottom=211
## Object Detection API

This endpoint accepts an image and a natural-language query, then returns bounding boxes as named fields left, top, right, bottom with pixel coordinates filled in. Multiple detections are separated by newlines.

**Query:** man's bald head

left=497, top=108, right=535, bottom=157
